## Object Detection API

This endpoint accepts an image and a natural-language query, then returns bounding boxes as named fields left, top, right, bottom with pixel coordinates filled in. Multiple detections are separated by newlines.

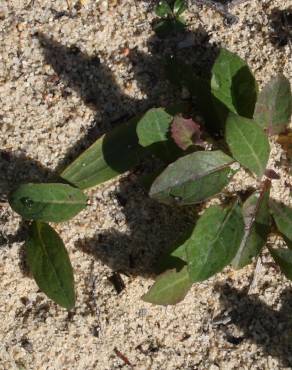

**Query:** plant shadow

left=4, top=26, right=221, bottom=275
left=23, top=27, right=220, bottom=276
left=75, top=173, right=197, bottom=277
left=214, top=283, right=292, bottom=367
left=36, top=27, right=221, bottom=171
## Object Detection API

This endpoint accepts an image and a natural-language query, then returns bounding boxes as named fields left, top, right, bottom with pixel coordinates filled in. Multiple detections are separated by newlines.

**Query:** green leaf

left=211, top=49, right=257, bottom=118
left=187, top=202, right=244, bottom=282
left=270, top=200, right=292, bottom=241
left=142, top=266, right=192, bottom=305
left=136, top=107, right=184, bottom=162
left=149, top=150, right=235, bottom=206
left=26, top=222, right=75, bottom=309
left=270, top=248, right=292, bottom=280
left=9, top=183, right=87, bottom=222
left=61, top=116, right=146, bottom=189
left=136, top=108, right=173, bottom=147
left=173, top=0, right=187, bottom=16
left=225, top=113, right=270, bottom=177
left=254, top=74, right=292, bottom=135
left=155, top=0, right=172, bottom=17
left=232, top=181, right=271, bottom=269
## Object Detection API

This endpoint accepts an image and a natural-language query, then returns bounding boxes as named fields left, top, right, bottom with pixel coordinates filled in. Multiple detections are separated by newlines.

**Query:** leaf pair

left=144, top=193, right=292, bottom=306
left=224, top=73, right=291, bottom=178
left=153, top=0, right=187, bottom=38
left=9, top=183, right=85, bottom=309
left=211, top=51, right=290, bottom=179
left=214, top=51, right=291, bottom=136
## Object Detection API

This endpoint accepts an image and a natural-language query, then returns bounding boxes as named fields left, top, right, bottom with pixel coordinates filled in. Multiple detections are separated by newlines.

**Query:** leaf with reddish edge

left=149, top=150, right=235, bottom=206
left=171, top=115, right=204, bottom=150
left=254, top=74, right=292, bottom=135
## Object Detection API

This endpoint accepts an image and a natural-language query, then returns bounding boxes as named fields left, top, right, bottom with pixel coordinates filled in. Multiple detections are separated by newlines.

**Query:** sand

left=0, top=0, right=292, bottom=369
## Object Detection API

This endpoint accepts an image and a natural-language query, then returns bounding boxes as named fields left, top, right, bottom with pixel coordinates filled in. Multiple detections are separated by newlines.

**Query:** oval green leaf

left=225, top=113, right=270, bottom=177
left=149, top=150, right=235, bottom=206
left=142, top=266, right=192, bottom=306
left=254, top=74, right=292, bottom=135
left=9, top=183, right=87, bottom=222
left=186, top=202, right=244, bottom=282
left=26, top=222, right=75, bottom=309
left=137, top=108, right=173, bottom=148
left=232, top=181, right=271, bottom=269
left=270, top=200, right=292, bottom=241
left=211, top=48, right=257, bottom=118
left=136, top=108, right=181, bottom=162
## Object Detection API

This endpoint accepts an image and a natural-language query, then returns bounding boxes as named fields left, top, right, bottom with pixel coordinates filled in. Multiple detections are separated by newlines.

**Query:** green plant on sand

left=8, top=48, right=292, bottom=308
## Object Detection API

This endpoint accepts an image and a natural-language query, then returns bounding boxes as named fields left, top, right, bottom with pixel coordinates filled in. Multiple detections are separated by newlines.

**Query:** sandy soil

left=0, top=0, right=292, bottom=369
